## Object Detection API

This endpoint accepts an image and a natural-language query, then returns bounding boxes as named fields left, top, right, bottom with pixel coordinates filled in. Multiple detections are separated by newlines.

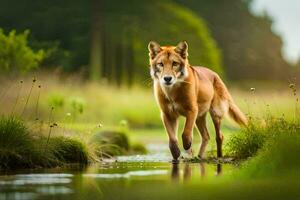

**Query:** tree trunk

left=89, top=0, right=103, bottom=81
left=127, top=42, right=134, bottom=87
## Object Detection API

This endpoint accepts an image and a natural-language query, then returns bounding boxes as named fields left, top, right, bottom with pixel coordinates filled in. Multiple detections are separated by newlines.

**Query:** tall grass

left=227, top=84, right=300, bottom=179
left=227, top=118, right=299, bottom=158
left=1, top=74, right=298, bottom=129
left=227, top=82, right=300, bottom=159
left=1, top=73, right=298, bottom=169
left=0, top=73, right=149, bottom=169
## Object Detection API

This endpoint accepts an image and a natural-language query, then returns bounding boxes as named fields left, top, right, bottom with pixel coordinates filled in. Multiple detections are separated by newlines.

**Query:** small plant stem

left=45, top=125, right=53, bottom=152
left=48, top=107, right=54, bottom=127
left=35, top=85, right=41, bottom=120
left=21, top=78, right=36, bottom=117
left=11, top=81, right=23, bottom=115
left=45, top=107, right=54, bottom=152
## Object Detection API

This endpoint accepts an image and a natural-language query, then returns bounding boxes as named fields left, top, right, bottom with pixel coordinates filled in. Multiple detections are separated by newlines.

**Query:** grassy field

left=0, top=72, right=299, bottom=168
left=0, top=73, right=298, bottom=127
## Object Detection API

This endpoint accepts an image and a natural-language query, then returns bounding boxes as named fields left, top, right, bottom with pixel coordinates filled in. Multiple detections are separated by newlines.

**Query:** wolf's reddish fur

left=148, top=41, right=247, bottom=160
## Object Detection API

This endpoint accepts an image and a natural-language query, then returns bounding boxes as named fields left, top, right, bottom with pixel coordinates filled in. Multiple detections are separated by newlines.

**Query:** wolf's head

left=148, top=41, right=189, bottom=87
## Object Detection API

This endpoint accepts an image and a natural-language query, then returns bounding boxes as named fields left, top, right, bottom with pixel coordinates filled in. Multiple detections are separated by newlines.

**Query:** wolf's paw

left=182, top=134, right=192, bottom=150
left=169, top=140, right=181, bottom=160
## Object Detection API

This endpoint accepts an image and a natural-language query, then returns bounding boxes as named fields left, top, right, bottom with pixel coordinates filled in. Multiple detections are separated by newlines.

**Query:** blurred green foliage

left=0, top=0, right=296, bottom=82
left=69, top=97, right=86, bottom=116
left=0, top=0, right=222, bottom=84
left=48, top=92, right=65, bottom=108
left=0, top=29, right=44, bottom=73
left=102, top=0, right=223, bottom=83
left=176, top=0, right=291, bottom=80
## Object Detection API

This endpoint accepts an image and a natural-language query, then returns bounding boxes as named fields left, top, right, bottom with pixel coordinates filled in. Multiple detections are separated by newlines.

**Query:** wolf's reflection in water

left=171, top=162, right=223, bottom=182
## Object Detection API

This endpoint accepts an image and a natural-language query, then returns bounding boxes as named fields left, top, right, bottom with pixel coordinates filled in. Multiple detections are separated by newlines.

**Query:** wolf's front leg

left=182, top=111, right=198, bottom=152
left=162, top=113, right=180, bottom=160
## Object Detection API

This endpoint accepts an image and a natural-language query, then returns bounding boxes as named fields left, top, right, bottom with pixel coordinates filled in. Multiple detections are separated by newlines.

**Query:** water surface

left=0, top=144, right=299, bottom=200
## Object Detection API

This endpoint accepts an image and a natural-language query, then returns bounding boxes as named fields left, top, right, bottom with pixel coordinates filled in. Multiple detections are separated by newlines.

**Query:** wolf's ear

left=148, top=41, right=162, bottom=59
left=175, top=41, right=188, bottom=59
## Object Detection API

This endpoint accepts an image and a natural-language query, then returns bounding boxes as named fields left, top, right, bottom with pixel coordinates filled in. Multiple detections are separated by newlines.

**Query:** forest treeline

left=0, top=0, right=297, bottom=85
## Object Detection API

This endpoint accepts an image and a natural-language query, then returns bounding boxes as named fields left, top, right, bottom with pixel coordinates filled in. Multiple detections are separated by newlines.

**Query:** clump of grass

left=0, top=116, right=34, bottom=169
left=131, top=142, right=147, bottom=154
left=227, top=121, right=267, bottom=158
left=48, top=136, right=89, bottom=165
left=237, top=130, right=300, bottom=178
left=90, top=129, right=147, bottom=158
left=228, top=82, right=300, bottom=159
left=90, top=130, right=130, bottom=157
left=0, top=116, right=89, bottom=169
left=228, top=117, right=299, bottom=159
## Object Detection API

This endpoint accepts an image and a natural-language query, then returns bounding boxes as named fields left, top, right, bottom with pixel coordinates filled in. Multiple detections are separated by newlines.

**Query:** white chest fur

left=154, top=81, right=183, bottom=114
left=167, top=101, right=181, bottom=113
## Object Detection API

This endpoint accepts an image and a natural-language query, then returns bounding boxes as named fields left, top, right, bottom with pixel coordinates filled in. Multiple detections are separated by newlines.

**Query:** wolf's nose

left=163, top=76, right=173, bottom=83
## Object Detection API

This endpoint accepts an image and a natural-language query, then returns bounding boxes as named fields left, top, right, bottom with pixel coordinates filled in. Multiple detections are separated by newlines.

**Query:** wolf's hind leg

left=210, top=99, right=228, bottom=158
left=196, top=114, right=210, bottom=159
left=210, top=111, right=224, bottom=158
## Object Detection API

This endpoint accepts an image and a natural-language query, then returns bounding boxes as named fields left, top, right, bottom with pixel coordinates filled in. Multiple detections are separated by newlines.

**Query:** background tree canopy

left=0, top=0, right=295, bottom=84
left=175, top=0, right=290, bottom=81
left=101, top=0, right=223, bottom=85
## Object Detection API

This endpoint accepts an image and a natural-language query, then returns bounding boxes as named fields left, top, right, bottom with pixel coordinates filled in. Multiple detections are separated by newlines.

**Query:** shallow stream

left=0, top=143, right=299, bottom=200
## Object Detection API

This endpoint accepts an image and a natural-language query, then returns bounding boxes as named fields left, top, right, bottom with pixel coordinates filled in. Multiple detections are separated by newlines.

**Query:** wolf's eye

left=157, top=62, right=164, bottom=67
left=172, top=61, right=180, bottom=68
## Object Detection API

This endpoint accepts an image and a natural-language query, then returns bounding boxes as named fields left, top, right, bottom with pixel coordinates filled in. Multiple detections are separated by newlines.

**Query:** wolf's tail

left=213, top=74, right=248, bottom=126
left=228, top=100, right=248, bottom=126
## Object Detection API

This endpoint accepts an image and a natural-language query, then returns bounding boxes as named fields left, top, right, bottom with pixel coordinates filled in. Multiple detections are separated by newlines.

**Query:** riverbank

left=0, top=116, right=146, bottom=170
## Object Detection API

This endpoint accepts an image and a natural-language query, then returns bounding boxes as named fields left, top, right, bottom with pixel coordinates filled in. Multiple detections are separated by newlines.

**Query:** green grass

left=89, top=129, right=147, bottom=158
left=0, top=115, right=148, bottom=169
left=1, top=74, right=297, bottom=129
left=227, top=117, right=300, bottom=159
left=227, top=123, right=267, bottom=159
left=0, top=116, right=90, bottom=169
left=48, top=136, right=89, bottom=165
left=90, top=130, right=130, bottom=157
left=0, top=74, right=299, bottom=169
left=231, top=117, right=300, bottom=179
left=237, top=133, right=300, bottom=178
left=0, top=116, right=35, bottom=169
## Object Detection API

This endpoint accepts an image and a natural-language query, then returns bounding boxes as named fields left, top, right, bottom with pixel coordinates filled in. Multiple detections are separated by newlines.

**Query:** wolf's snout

left=163, top=76, right=173, bottom=85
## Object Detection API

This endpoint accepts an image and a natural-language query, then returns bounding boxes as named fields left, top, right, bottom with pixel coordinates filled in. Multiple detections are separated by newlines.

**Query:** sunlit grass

left=227, top=82, right=299, bottom=159
left=1, top=74, right=297, bottom=128
left=0, top=73, right=299, bottom=167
